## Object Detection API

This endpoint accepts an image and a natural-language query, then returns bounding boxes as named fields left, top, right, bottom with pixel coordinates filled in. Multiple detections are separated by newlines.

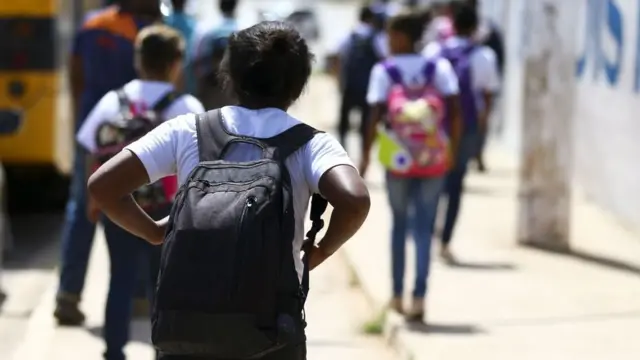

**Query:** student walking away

left=468, top=0, right=505, bottom=172
left=360, top=12, right=461, bottom=323
left=164, top=0, right=197, bottom=94
left=76, top=25, right=204, bottom=360
left=87, top=21, right=370, bottom=360
left=423, top=4, right=500, bottom=264
left=55, top=0, right=162, bottom=326
left=334, top=5, right=387, bottom=154
left=190, top=0, right=239, bottom=109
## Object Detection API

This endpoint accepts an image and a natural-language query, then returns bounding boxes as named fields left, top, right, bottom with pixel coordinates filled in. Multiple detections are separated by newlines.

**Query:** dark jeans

left=386, top=174, right=444, bottom=298
left=58, top=145, right=97, bottom=298
left=102, top=206, right=168, bottom=360
left=158, top=343, right=307, bottom=360
left=440, top=133, right=479, bottom=246
left=338, top=93, right=369, bottom=154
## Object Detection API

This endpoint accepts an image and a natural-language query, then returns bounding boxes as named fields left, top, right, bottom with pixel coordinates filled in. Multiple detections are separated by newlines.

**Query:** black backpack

left=94, top=89, right=181, bottom=210
left=152, top=109, right=328, bottom=358
left=482, top=21, right=505, bottom=77
left=339, top=31, right=381, bottom=100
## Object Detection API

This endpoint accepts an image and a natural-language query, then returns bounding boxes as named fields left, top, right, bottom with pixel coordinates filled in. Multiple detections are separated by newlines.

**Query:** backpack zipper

left=232, top=195, right=256, bottom=299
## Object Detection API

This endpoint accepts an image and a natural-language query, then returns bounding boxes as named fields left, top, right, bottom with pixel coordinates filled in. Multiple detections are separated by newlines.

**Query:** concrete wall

left=483, top=0, right=640, bottom=231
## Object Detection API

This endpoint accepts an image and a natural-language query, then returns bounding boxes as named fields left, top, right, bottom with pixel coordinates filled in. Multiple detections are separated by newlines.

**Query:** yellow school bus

left=0, top=0, right=98, bottom=211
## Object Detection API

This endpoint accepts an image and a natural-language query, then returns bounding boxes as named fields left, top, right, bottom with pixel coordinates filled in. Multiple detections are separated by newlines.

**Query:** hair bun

left=267, top=35, right=291, bottom=55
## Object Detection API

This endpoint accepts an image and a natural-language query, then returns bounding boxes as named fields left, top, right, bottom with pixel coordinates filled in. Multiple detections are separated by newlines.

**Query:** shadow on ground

left=446, top=260, right=516, bottom=271
left=87, top=320, right=153, bottom=345
left=3, top=212, right=63, bottom=270
left=526, top=244, right=640, bottom=278
left=405, top=321, right=484, bottom=335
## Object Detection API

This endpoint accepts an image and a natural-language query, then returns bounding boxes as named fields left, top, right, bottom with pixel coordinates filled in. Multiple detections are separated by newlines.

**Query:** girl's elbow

left=341, top=186, right=371, bottom=218
left=87, top=172, right=108, bottom=204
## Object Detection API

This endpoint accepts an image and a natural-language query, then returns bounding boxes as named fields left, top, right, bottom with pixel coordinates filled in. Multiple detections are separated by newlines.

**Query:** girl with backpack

left=87, top=21, right=370, bottom=360
left=359, top=11, right=462, bottom=322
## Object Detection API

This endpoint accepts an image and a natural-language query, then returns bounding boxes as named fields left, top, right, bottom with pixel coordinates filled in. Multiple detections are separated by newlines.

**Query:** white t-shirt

left=366, top=54, right=460, bottom=105
left=422, top=36, right=501, bottom=96
left=124, top=106, right=355, bottom=281
left=77, top=79, right=205, bottom=153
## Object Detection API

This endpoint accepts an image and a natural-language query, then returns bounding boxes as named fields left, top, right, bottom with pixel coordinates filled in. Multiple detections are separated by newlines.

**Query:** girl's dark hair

left=358, top=5, right=375, bottom=23
left=221, top=21, right=314, bottom=109
left=417, top=7, right=433, bottom=28
left=388, top=11, right=426, bottom=45
left=219, top=0, right=238, bottom=16
left=171, top=0, right=187, bottom=12
left=452, top=3, right=478, bottom=34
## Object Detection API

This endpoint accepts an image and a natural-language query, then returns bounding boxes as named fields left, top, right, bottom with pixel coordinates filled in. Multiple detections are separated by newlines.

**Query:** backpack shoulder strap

left=262, top=123, right=322, bottom=161
left=382, top=60, right=403, bottom=85
left=263, top=124, right=328, bottom=243
left=463, top=43, right=477, bottom=55
left=115, top=88, right=131, bottom=116
left=423, top=59, right=438, bottom=85
left=195, top=109, right=237, bottom=162
left=152, top=90, right=183, bottom=113
left=306, top=194, right=328, bottom=243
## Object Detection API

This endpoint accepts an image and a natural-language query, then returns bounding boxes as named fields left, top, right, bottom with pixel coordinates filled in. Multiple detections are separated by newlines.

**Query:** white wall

left=484, top=0, right=640, bottom=230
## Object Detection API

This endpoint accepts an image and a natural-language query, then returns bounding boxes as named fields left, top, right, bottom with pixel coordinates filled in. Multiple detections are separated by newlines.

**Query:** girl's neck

left=140, top=75, right=172, bottom=83
left=391, top=49, right=417, bottom=56
left=237, top=101, right=288, bottom=112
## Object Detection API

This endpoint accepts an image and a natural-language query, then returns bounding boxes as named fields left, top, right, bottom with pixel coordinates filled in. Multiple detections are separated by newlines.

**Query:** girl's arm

left=88, top=150, right=166, bottom=244
left=446, top=94, right=462, bottom=160
left=359, top=103, right=385, bottom=177
left=360, top=63, right=389, bottom=177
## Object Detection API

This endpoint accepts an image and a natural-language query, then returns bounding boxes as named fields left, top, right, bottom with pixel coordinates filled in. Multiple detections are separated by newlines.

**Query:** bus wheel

left=5, top=166, right=70, bottom=214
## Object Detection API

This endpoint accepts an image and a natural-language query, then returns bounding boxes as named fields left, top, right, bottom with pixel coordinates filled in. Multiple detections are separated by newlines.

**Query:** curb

left=341, top=250, right=417, bottom=360
left=10, top=276, right=58, bottom=360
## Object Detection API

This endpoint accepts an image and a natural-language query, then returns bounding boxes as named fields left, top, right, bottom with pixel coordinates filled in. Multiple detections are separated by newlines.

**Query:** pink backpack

left=377, top=60, right=451, bottom=178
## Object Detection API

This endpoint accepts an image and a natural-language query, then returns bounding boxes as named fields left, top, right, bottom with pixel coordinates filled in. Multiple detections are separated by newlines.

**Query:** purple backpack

left=440, top=44, right=479, bottom=134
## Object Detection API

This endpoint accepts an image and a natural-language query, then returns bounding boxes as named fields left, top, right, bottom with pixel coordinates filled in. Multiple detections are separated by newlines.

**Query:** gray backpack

left=152, top=109, right=327, bottom=358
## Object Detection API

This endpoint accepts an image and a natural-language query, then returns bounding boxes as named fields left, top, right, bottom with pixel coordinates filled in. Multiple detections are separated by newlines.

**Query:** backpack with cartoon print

left=376, top=59, right=451, bottom=177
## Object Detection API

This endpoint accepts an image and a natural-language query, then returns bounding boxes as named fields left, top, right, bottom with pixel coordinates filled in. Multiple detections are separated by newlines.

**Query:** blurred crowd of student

left=50, top=0, right=505, bottom=358
left=327, top=0, right=503, bottom=320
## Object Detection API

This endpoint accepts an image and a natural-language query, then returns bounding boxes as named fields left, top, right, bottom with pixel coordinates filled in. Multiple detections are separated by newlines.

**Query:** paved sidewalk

left=10, top=227, right=396, bottom=360
left=297, top=76, right=640, bottom=359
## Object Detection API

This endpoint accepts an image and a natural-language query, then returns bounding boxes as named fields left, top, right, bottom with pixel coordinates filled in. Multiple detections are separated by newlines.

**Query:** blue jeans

left=102, top=206, right=167, bottom=360
left=58, top=145, right=97, bottom=298
left=441, top=133, right=479, bottom=245
left=386, top=173, right=444, bottom=298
